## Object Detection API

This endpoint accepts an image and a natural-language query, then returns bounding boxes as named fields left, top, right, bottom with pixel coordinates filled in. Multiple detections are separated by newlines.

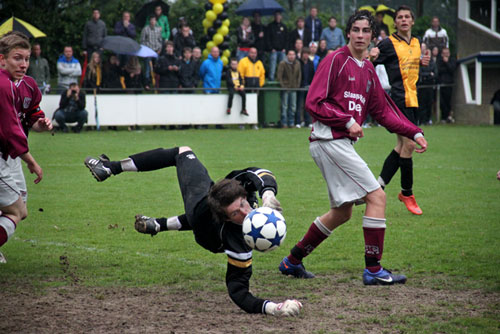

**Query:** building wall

left=456, top=19, right=500, bottom=58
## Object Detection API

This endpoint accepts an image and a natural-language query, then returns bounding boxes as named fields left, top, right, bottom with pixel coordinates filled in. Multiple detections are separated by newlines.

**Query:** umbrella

left=0, top=16, right=46, bottom=38
left=235, top=0, right=284, bottom=16
left=130, top=45, right=158, bottom=58
left=101, top=36, right=140, bottom=55
left=135, top=0, right=170, bottom=28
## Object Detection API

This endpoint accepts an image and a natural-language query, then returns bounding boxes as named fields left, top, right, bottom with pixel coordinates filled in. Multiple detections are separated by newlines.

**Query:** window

left=467, top=0, right=500, bottom=33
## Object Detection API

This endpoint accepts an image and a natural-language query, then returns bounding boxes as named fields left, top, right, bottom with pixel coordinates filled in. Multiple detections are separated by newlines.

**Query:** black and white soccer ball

left=242, top=207, right=286, bottom=252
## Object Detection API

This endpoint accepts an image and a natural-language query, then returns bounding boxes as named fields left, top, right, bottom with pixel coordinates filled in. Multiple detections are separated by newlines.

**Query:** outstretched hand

left=415, top=136, right=428, bottom=153
left=265, top=299, right=303, bottom=316
left=262, top=190, right=282, bottom=213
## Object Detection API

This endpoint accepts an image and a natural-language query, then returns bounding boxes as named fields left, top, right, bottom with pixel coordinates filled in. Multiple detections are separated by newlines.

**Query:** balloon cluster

left=202, top=0, right=231, bottom=66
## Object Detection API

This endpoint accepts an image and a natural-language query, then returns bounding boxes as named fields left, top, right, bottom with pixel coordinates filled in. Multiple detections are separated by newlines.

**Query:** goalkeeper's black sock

left=156, top=214, right=192, bottom=231
left=399, top=157, right=413, bottom=196
left=379, top=150, right=400, bottom=187
left=129, top=147, right=179, bottom=172
left=103, top=161, right=122, bottom=175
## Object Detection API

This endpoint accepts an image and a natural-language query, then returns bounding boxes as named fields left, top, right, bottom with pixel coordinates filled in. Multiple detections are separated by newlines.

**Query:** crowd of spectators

left=25, top=6, right=457, bottom=130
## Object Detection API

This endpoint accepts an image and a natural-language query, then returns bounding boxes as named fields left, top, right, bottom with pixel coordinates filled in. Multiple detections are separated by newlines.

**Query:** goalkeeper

left=85, top=146, right=302, bottom=316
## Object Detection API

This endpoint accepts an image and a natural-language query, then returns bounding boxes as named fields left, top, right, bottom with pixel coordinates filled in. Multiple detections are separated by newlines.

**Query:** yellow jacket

left=237, top=57, right=266, bottom=88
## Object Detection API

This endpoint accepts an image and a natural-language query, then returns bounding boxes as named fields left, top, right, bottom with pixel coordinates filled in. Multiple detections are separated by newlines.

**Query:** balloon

left=209, top=0, right=225, bottom=4
left=213, top=3, right=223, bottom=14
left=207, top=27, right=216, bottom=38
left=223, top=2, right=229, bottom=10
left=202, top=18, right=212, bottom=29
left=223, top=34, right=230, bottom=42
left=223, top=49, right=231, bottom=58
left=206, top=41, right=215, bottom=50
left=222, top=19, right=230, bottom=27
left=219, top=41, right=229, bottom=50
left=221, top=55, right=228, bottom=66
left=201, top=35, right=210, bottom=45
left=213, top=33, right=223, bottom=45
left=217, top=25, right=229, bottom=36
left=206, top=10, right=216, bottom=22
left=203, top=48, right=209, bottom=58
left=219, top=12, right=228, bottom=21
left=204, top=2, right=212, bottom=11
left=213, top=19, right=222, bottom=29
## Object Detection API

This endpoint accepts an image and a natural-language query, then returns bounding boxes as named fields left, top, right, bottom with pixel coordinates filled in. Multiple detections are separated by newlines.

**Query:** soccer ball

left=242, top=207, right=287, bottom=252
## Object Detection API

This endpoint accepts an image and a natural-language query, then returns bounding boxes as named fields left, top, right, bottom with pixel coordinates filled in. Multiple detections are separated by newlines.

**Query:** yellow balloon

left=217, top=25, right=229, bottom=36
left=213, top=33, right=223, bottom=45
left=222, top=19, right=230, bottom=27
left=210, top=0, right=226, bottom=3
left=221, top=55, right=228, bottom=66
left=202, top=18, right=212, bottom=29
left=213, top=3, right=223, bottom=14
left=206, top=10, right=216, bottom=22
left=223, top=49, right=231, bottom=58
left=203, top=48, right=210, bottom=58
left=206, top=41, right=215, bottom=50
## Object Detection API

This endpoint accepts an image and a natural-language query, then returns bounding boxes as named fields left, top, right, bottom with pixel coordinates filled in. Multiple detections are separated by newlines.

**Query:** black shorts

left=175, top=151, right=223, bottom=253
left=395, top=100, right=418, bottom=125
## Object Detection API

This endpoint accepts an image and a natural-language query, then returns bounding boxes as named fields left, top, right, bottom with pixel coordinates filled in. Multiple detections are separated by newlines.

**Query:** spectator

left=251, top=12, right=266, bottom=62
left=294, top=39, right=304, bottom=59
left=171, top=17, right=192, bottom=38
left=423, top=16, right=449, bottom=52
left=123, top=56, right=147, bottom=91
left=226, top=58, right=247, bottom=116
left=54, top=82, right=88, bottom=133
left=179, top=47, right=198, bottom=93
left=277, top=49, right=301, bottom=128
left=83, top=51, right=102, bottom=89
left=377, top=29, right=388, bottom=43
left=266, top=11, right=288, bottom=81
left=491, top=89, right=500, bottom=125
left=431, top=46, right=440, bottom=64
left=308, top=41, right=321, bottom=71
left=374, top=12, right=389, bottom=38
left=305, top=6, right=322, bottom=42
left=288, top=17, right=312, bottom=52
left=199, top=46, right=223, bottom=94
left=102, top=54, right=123, bottom=93
left=174, top=24, right=196, bottom=59
left=155, top=41, right=181, bottom=93
left=82, top=9, right=107, bottom=57
left=437, top=47, right=456, bottom=123
left=317, top=39, right=328, bottom=60
left=57, top=46, right=82, bottom=93
left=192, top=46, right=202, bottom=80
left=141, top=16, right=163, bottom=84
left=297, top=47, right=314, bottom=128
left=417, top=42, right=437, bottom=125
left=145, top=5, right=170, bottom=42
left=114, top=11, right=136, bottom=39
left=320, top=17, right=345, bottom=50
left=237, top=47, right=265, bottom=91
left=237, top=17, right=255, bottom=61
left=27, top=42, right=50, bottom=94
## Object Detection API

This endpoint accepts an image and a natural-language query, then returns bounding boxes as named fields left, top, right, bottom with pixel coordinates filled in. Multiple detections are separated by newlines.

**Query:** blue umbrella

left=235, top=0, right=284, bottom=16
left=122, top=45, right=159, bottom=58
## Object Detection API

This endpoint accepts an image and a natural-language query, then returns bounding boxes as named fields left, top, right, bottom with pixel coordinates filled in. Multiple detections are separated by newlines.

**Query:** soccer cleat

left=241, top=110, right=249, bottom=116
left=363, top=268, right=407, bottom=285
left=0, top=251, right=6, bottom=263
left=398, top=192, right=423, bottom=215
left=84, top=154, right=112, bottom=182
left=226, top=108, right=231, bottom=115
left=134, top=214, right=159, bottom=236
left=279, top=257, right=315, bottom=279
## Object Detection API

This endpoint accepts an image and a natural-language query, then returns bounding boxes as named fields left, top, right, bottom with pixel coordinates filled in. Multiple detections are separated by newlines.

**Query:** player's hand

left=33, top=117, right=53, bottom=132
left=369, top=47, right=380, bottom=61
left=421, top=49, right=431, bottom=66
left=415, top=136, right=428, bottom=153
left=27, top=160, right=43, bottom=184
left=265, top=300, right=302, bottom=317
left=496, top=170, right=500, bottom=181
left=262, top=190, right=282, bottom=213
left=348, top=122, right=364, bottom=139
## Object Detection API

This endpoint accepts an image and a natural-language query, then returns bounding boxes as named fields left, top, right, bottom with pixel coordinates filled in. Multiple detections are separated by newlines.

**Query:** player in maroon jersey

left=278, top=11, right=428, bottom=285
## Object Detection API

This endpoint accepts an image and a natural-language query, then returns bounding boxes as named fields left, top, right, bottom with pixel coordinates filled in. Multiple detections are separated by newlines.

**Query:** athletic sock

left=379, top=150, right=400, bottom=187
left=103, top=160, right=123, bottom=175
left=129, top=147, right=179, bottom=172
left=399, top=157, right=413, bottom=196
left=156, top=214, right=191, bottom=231
left=362, top=216, right=386, bottom=273
left=288, top=217, right=331, bottom=265
left=0, top=216, right=16, bottom=247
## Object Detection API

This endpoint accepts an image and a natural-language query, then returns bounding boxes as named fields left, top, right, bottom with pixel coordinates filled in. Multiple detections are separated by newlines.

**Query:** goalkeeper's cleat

left=0, top=251, right=6, bottom=264
left=84, top=154, right=112, bottom=182
left=279, top=257, right=315, bottom=279
left=362, top=268, right=407, bottom=286
left=134, top=214, right=159, bottom=236
left=398, top=192, right=423, bottom=215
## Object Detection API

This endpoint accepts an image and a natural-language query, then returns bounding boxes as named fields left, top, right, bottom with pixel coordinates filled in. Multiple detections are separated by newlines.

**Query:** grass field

left=1, top=125, right=499, bottom=333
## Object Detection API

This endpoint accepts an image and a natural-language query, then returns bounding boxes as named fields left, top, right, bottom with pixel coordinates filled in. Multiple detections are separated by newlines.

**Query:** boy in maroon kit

left=278, top=11, right=428, bottom=285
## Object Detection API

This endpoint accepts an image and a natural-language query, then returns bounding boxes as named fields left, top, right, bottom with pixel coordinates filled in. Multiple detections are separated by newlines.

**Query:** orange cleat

left=398, top=192, right=422, bottom=215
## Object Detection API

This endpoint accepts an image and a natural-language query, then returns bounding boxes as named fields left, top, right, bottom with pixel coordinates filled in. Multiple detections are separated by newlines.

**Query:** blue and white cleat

left=279, top=257, right=315, bottom=279
left=362, top=268, right=407, bottom=285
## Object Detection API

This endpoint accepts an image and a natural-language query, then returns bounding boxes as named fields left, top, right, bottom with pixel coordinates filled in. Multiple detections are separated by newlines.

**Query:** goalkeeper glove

left=265, top=299, right=302, bottom=316
left=262, top=190, right=282, bottom=212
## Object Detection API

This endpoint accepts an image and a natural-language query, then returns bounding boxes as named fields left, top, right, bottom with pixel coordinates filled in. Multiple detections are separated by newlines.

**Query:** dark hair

left=286, top=49, right=296, bottom=55
left=302, top=47, right=311, bottom=54
left=395, top=5, right=415, bottom=20
left=207, top=179, right=247, bottom=222
left=345, top=10, right=376, bottom=40
left=296, top=17, right=305, bottom=23
left=0, top=31, right=30, bottom=56
left=229, top=57, right=238, bottom=63
left=183, top=47, right=192, bottom=53
left=165, top=40, right=174, bottom=47
left=329, top=16, right=337, bottom=21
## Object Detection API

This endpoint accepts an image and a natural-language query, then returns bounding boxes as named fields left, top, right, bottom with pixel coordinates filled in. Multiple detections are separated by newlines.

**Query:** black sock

left=156, top=218, right=168, bottom=231
left=290, top=245, right=305, bottom=262
left=129, top=147, right=179, bottom=172
left=379, top=150, right=400, bottom=186
left=399, top=157, right=413, bottom=196
left=103, top=161, right=123, bottom=175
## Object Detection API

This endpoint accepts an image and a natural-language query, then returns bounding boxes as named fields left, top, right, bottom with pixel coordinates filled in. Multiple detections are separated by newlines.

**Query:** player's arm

left=0, top=83, right=29, bottom=160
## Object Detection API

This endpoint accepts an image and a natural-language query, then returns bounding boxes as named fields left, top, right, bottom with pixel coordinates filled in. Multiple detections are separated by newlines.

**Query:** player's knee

left=366, top=188, right=386, bottom=207
left=178, top=146, right=192, bottom=154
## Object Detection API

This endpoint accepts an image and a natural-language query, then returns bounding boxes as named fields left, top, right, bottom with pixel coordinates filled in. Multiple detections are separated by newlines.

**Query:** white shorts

left=310, top=139, right=380, bottom=208
left=0, top=156, right=26, bottom=208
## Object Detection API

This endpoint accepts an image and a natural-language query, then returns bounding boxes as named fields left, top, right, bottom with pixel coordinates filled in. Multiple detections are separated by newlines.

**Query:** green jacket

left=145, top=14, right=170, bottom=40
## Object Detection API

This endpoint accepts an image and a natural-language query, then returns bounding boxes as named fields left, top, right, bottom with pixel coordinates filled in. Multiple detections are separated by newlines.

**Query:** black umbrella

left=235, top=0, right=284, bottom=16
left=135, top=0, right=170, bottom=28
left=101, top=36, right=140, bottom=54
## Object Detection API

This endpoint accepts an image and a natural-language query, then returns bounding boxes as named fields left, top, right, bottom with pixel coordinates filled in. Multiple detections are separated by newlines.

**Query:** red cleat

left=398, top=192, right=422, bottom=215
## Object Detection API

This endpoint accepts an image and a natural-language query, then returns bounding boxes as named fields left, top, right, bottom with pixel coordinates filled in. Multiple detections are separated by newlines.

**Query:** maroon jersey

left=15, top=75, right=44, bottom=135
left=0, top=69, right=28, bottom=160
left=306, top=45, right=422, bottom=142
